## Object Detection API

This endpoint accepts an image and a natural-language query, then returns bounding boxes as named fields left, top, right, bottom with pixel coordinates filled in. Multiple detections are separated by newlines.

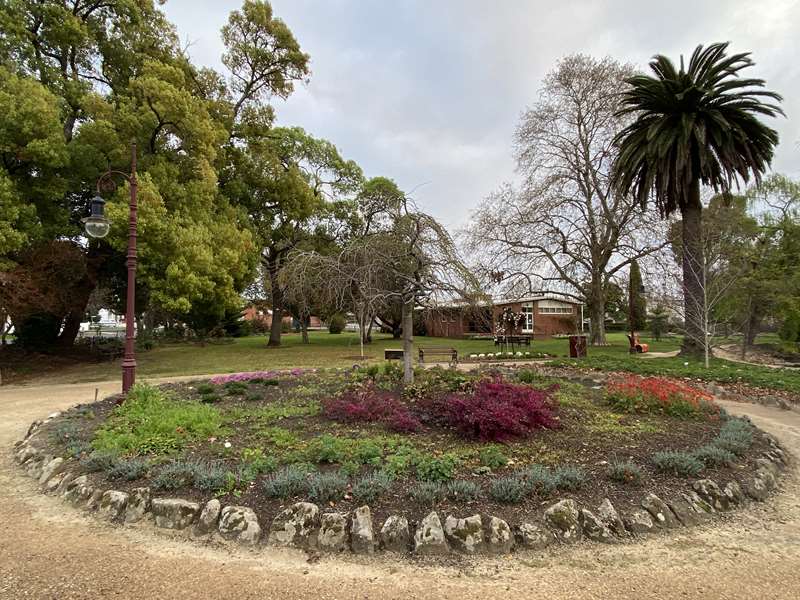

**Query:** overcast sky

left=163, top=0, right=799, bottom=229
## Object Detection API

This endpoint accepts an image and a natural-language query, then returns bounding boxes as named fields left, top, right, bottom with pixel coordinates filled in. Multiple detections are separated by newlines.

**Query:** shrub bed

left=28, top=365, right=771, bottom=530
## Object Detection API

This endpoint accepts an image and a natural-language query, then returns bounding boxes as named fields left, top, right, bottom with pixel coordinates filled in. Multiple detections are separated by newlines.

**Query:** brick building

left=423, top=295, right=581, bottom=339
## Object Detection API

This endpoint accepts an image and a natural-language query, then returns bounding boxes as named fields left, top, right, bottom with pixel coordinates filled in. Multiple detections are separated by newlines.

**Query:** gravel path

left=1, top=378, right=799, bottom=599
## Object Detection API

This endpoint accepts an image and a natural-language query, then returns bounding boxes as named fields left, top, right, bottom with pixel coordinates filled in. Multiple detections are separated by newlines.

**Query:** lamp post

left=629, top=280, right=645, bottom=353
left=83, top=143, right=138, bottom=393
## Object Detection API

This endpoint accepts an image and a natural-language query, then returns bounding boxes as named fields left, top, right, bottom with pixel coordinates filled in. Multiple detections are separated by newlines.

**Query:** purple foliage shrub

left=442, top=379, right=559, bottom=441
left=323, top=384, right=421, bottom=433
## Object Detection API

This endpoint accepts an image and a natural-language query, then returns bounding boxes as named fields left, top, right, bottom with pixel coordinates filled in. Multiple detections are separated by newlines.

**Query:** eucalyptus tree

left=469, top=55, right=667, bottom=345
left=612, top=42, right=783, bottom=357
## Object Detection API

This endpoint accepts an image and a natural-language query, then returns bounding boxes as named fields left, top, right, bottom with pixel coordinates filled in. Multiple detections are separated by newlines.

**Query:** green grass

left=11, top=329, right=800, bottom=395
left=26, top=330, right=677, bottom=384
left=92, top=384, right=223, bottom=455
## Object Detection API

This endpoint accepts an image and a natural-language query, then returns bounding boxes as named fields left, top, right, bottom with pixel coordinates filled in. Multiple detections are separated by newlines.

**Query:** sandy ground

left=1, top=378, right=799, bottom=599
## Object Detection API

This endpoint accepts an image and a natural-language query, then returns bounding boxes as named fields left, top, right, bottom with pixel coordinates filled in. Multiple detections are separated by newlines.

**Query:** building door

left=522, top=303, right=534, bottom=334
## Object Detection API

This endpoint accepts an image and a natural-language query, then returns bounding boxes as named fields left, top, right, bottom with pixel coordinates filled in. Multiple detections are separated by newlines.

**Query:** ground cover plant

left=38, top=364, right=772, bottom=528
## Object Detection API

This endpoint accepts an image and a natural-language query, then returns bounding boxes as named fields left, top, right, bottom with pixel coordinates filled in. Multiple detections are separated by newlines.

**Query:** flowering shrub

left=322, top=384, right=421, bottom=432
left=604, top=375, right=719, bottom=418
left=209, top=368, right=307, bottom=385
left=442, top=379, right=559, bottom=441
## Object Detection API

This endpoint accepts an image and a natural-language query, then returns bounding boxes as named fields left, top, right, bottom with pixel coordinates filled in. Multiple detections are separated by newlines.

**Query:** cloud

left=164, top=0, right=799, bottom=228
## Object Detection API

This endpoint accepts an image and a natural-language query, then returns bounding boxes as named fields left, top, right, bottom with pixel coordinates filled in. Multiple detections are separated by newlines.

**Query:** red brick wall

left=492, top=301, right=578, bottom=337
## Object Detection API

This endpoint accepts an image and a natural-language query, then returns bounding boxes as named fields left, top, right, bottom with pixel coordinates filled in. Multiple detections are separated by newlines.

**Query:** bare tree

left=468, top=55, right=667, bottom=345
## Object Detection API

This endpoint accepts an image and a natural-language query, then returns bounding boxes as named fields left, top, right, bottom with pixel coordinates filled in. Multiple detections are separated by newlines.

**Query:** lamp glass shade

left=83, top=194, right=111, bottom=238
left=84, top=216, right=111, bottom=238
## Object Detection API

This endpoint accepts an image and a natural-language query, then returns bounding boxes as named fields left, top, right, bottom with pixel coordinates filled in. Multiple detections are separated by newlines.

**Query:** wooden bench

left=384, top=349, right=404, bottom=360
left=418, top=346, right=458, bottom=365
left=627, top=334, right=649, bottom=354
left=494, top=335, right=531, bottom=346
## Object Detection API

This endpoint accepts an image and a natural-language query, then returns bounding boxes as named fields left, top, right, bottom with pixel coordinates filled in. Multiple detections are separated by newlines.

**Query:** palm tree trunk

left=680, top=180, right=705, bottom=358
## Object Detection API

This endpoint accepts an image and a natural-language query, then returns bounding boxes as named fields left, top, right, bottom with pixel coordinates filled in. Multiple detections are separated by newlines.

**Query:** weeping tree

left=612, top=42, right=783, bottom=357
left=281, top=194, right=480, bottom=383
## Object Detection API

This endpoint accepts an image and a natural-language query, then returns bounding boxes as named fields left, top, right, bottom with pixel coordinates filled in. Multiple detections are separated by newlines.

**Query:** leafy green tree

left=628, top=259, right=647, bottom=332
left=612, top=43, right=783, bottom=358
left=233, top=127, right=362, bottom=346
left=649, top=305, right=670, bottom=341
left=0, top=1, right=309, bottom=345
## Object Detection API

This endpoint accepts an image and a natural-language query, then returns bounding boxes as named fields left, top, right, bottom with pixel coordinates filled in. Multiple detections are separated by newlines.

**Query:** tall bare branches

left=468, top=55, right=667, bottom=344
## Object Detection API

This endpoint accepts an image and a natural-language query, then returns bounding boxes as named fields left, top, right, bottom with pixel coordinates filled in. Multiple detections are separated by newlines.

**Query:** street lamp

left=84, top=143, right=139, bottom=393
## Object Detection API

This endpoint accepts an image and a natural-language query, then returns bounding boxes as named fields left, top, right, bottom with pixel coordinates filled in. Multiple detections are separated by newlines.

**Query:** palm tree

left=612, top=43, right=783, bottom=357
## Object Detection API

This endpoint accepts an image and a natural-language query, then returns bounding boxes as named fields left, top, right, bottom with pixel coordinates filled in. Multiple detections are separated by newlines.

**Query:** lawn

left=6, top=330, right=800, bottom=396
left=11, top=330, right=680, bottom=384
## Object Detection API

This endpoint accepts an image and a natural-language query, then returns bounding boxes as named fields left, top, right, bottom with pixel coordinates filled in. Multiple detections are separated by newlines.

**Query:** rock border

left=11, top=412, right=791, bottom=558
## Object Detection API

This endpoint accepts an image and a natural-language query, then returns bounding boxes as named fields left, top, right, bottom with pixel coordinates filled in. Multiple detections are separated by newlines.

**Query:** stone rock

left=514, top=522, right=554, bottom=550
left=350, top=506, right=375, bottom=554
left=641, top=493, right=679, bottom=528
left=151, top=498, right=200, bottom=530
left=743, top=475, right=770, bottom=501
left=692, top=479, right=730, bottom=511
left=25, top=455, right=49, bottom=479
left=380, top=515, right=411, bottom=552
left=755, top=467, right=777, bottom=490
left=444, top=514, right=484, bottom=554
left=755, top=458, right=780, bottom=478
left=54, top=472, right=77, bottom=495
left=580, top=509, right=614, bottom=543
left=44, top=471, right=70, bottom=494
left=125, top=488, right=151, bottom=524
left=681, top=490, right=714, bottom=515
left=413, top=512, right=449, bottom=555
left=86, top=489, right=104, bottom=510
left=486, top=516, right=513, bottom=554
left=219, top=506, right=261, bottom=546
left=15, top=445, right=39, bottom=465
left=62, top=475, right=95, bottom=506
left=597, top=498, right=626, bottom=535
left=318, top=512, right=348, bottom=552
left=723, top=481, right=746, bottom=505
left=544, top=499, right=582, bottom=543
left=38, top=457, right=64, bottom=486
left=98, top=490, right=129, bottom=520
left=666, top=498, right=701, bottom=526
left=193, top=499, right=221, bottom=535
left=268, top=502, right=319, bottom=548
left=25, top=420, right=43, bottom=440
left=623, top=509, right=654, bottom=534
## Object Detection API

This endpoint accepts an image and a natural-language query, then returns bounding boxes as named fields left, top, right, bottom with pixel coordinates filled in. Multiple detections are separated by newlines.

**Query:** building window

left=538, top=305, right=573, bottom=314
left=521, top=303, right=533, bottom=332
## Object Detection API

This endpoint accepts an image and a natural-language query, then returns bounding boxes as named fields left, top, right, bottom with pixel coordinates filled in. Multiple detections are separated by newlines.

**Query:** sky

left=162, top=0, right=800, bottom=230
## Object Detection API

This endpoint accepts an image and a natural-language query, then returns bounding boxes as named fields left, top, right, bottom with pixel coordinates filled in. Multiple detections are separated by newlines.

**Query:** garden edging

left=12, top=410, right=791, bottom=559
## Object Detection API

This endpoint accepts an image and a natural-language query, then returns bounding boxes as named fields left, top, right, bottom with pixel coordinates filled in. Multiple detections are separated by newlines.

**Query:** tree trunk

left=588, top=279, right=606, bottom=345
left=301, top=318, right=309, bottom=344
left=402, top=298, right=414, bottom=384
left=392, top=325, right=401, bottom=339
left=267, top=263, right=283, bottom=348
left=680, top=182, right=705, bottom=358
left=57, top=309, right=83, bottom=347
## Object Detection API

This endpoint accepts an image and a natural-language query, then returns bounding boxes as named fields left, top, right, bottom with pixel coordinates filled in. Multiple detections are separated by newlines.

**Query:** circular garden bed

left=13, top=365, right=790, bottom=556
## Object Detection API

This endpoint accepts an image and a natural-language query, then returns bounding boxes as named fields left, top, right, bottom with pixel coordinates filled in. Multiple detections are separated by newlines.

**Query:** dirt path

left=1, top=381, right=799, bottom=599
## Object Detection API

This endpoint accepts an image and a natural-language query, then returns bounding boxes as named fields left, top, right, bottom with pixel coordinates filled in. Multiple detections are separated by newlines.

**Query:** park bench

left=627, top=333, right=649, bottom=354
left=494, top=335, right=531, bottom=346
left=384, top=348, right=404, bottom=360
left=418, top=346, right=458, bottom=365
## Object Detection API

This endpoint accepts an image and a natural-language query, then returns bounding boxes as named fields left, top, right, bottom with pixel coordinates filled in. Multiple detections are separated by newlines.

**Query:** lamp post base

left=122, top=360, right=137, bottom=393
